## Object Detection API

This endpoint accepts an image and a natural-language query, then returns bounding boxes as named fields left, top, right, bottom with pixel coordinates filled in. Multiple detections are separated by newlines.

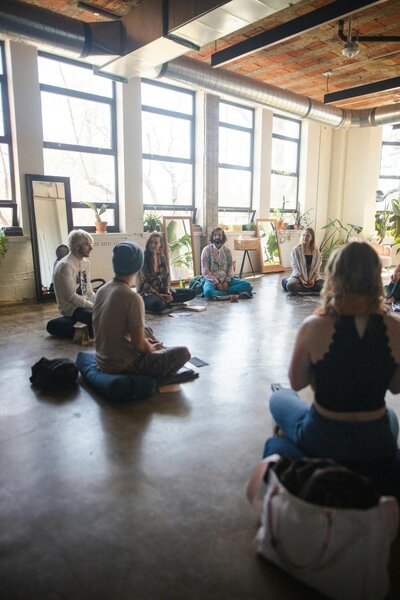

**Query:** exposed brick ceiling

left=16, top=0, right=400, bottom=109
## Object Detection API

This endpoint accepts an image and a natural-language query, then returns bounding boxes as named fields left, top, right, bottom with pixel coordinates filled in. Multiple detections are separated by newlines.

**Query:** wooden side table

left=234, top=238, right=259, bottom=278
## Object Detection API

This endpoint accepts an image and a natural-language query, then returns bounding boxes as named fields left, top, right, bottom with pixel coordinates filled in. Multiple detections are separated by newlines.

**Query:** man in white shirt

left=53, top=229, right=95, bottom=336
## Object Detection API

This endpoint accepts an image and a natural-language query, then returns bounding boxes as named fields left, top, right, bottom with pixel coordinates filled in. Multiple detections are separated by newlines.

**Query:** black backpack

left=30, top=357, right=78, bottom=391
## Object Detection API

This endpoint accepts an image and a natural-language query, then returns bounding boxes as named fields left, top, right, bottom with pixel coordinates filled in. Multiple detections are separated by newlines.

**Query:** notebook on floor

left=158, top=366, right=199, bottom=386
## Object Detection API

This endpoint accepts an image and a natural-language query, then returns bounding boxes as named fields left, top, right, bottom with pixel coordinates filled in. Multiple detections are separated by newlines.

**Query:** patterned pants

left=124, top=346, right=190, bottom=380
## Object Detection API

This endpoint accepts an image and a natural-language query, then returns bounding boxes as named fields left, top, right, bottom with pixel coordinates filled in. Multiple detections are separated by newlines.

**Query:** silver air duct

left=0, top=0, right=121, bottom=58
left=0, top=1, right=399, bottom=128
left=156, top=56, right=400, bottom=129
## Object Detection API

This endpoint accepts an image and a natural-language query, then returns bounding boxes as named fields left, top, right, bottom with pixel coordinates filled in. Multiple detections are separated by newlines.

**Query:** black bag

left=30, top=357, right=78, bottom=391
left=272, top=457, right=380, bottom=509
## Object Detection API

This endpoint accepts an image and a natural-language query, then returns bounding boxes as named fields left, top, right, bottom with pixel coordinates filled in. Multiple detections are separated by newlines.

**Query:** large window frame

left=377, top=124, right=400, bottom=211
left=39, top=52, right=119, bottom=232
left=0, top=42, right=17, bottom=227
left=270, top=114, right=301, bottom=214
left=141, top=78, right=195, bottom=220
left=218, top=99, right=254, bottom=225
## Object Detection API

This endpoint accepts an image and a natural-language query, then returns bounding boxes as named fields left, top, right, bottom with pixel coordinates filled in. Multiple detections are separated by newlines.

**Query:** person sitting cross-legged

left=201, top=227, right=253, bottom=300
left=52, top=230, right=95, bottom=336
left=93, top=241, right=190, bottom=380
left=283, top=227, right=324, bottom=295
left=136, top=232, right=196, bottom=314
left=265, top=241, right=400, bottom=466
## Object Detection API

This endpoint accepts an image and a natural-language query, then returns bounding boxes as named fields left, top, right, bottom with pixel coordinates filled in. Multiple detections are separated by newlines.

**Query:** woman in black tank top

left=264, top=242, right=400, bottom=464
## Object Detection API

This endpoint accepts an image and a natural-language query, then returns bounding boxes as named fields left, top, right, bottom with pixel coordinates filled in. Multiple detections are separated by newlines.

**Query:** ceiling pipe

left=0, top=0, right=122, bottom=58
left=0, top=0, right=399, bottom=128
left=156, top=56, right=400, bottom=129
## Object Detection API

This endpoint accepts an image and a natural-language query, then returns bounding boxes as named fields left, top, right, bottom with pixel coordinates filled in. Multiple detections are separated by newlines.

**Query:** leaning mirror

left=162, top=216, right=196, bottom=283
left=26, top=175, right=73, bottom=301
left=256, top=219, right=285, bottom=273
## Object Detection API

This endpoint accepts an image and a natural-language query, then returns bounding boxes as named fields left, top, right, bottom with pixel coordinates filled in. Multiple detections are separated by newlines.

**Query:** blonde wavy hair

left=299, top=227, right=316, bottom=252
left=320, top=241, right=384, bottom=315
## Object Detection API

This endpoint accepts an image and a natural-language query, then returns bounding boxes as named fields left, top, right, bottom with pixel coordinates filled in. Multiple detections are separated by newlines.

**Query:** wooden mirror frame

left=162, top=216, right=196, bottom=284
left=256, top=218, right=285, bottom=273
left=26, top=174, right=73, bottom=301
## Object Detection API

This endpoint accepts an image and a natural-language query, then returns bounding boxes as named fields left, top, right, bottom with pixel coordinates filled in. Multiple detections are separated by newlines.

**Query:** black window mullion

left=40, top=83, right=114, bottom=106
left=141, top=79, right=195, bottom=212
left=40, top=53, right=119, bottom=231
left=142, top=153, right=192, bottom=164
left=43, top=141, right=114, bottom=155
left=0, top=43, right=17, bottom=225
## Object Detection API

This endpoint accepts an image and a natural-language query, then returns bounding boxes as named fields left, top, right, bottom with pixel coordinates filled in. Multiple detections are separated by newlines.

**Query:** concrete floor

left=1, top=273, right=400, bottom=600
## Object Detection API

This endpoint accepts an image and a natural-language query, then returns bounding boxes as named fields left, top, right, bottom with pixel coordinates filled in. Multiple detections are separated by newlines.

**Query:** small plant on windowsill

left=143, top=211, right=162, bottom=233
left=271, top=197, right=288, bottom=230
left=81, top=201, right=108, bottom=232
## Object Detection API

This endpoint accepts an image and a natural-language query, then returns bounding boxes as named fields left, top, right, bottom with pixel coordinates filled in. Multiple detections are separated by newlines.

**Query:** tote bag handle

left=267, top=487, right=334, bottom=575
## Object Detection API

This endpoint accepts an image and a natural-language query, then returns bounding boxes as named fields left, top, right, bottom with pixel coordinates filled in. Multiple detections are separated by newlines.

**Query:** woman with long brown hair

left=267, top=241, right=400, bottom=464
left=283, top=227, right=324, bottom=294
left=136, top=232, right=195, bottom=313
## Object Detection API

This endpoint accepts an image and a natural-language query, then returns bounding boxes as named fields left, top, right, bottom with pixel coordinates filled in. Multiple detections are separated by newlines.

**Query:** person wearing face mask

left=201, top=227, right=253, bottom=299
left=282, top=227, right=324, bottom=295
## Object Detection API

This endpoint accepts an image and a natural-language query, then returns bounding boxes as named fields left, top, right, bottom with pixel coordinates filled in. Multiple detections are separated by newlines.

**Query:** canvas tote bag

left=256, top=461, right=399, bottom=600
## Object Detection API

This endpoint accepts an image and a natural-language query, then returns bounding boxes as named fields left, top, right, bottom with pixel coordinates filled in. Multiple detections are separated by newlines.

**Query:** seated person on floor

left=264, top=241, right=400, bottom=466
left=201, top=227, right=253, bottom=299
left=136, top=232, right=196, bottom=313
left=93, top=241, right=190, bottom=380
left=52, top=230, right=95, bottom=336
left=283, top=227, right=324, bottom=295
left=49, top=244, right=69, bottom=295
left=385, top=260, right=400, bottom=305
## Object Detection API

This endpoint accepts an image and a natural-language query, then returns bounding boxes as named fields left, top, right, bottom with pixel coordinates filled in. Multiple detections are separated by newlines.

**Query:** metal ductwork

left=0, top=0, right=301, bottom=74
left=0, top=0, right=399, bottom=127
left=0, top=0, right=122, bottom=59
left=156, top=56, right=400, bottom=129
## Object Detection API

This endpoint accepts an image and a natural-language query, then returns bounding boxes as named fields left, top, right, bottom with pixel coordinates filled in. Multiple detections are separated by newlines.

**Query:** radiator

left=91, top=234, right=129, bottom=281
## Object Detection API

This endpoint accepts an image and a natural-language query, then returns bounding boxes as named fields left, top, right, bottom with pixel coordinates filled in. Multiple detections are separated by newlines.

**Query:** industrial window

left=270, top=114, right=301, bottom=213
left=0, top=43, right=16, bottom=227
left=38, top=52, right=119, bottom=232
left=377, top=124, right=400, bottom=211
left=218, top=100, right=254, bottom=226
left=141, top=79, right=195, bottom=222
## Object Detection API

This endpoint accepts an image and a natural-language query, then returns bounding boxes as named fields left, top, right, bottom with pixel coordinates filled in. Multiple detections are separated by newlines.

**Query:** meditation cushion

left=76, top=352, right=156, bottom=401
left=46, top=316, right=75, bottom=339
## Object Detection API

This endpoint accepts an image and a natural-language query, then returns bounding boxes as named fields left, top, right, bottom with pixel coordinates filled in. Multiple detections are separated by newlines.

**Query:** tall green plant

left=319, top=219, right=363, bottom=260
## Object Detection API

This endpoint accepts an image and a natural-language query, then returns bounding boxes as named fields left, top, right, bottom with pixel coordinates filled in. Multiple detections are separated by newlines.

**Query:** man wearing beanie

left=93, top=241, right=190, bottom=379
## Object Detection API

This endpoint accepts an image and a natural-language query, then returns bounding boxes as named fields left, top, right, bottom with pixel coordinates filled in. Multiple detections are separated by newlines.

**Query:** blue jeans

left=267, top=389, right=399, bottom=464
left=203, top=276, right=252, bottom=298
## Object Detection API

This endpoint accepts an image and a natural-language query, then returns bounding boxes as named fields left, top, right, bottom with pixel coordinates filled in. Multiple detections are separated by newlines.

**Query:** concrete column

left=117, top=76, right=143, bottom=235
left=253, top=107, right=272, bottom=218
left=6, top=41, right=44, bottom=233
left=203, top=93, right=219, bottom=238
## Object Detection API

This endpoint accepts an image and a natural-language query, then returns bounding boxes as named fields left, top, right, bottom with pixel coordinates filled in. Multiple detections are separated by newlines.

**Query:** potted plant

left=271, top=197, right=288, bottom=230
left=375, top=189, right=400, bottom=244
left=319, top=219, right=363, bottom=265
left=81, top=201, right=108, bottom=232
left=294, top=208, right=313, bottom=230
left=143, top=211, right=161, bottom=232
